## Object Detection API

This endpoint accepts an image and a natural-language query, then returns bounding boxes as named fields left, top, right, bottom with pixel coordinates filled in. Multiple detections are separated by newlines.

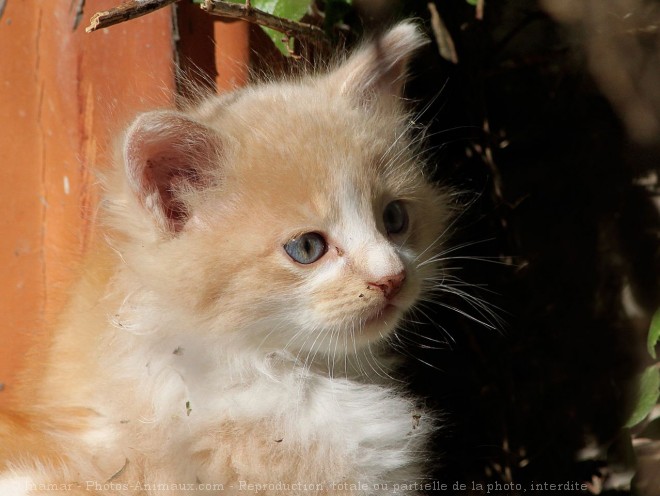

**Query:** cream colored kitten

left=0, top=22, right=449, bottom=495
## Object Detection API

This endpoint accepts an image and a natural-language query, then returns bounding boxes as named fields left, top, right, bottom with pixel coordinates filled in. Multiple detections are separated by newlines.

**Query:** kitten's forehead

left=220, top=88, right=382, bottom=186
left=195, top=82, right=425, bottom=236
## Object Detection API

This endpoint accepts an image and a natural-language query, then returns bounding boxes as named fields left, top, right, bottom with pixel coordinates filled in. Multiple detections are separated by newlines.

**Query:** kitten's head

left=107, top=22, right=449, bottom=357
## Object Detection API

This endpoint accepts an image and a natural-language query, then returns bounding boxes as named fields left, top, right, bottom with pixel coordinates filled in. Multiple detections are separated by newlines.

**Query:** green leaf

left=272, top=0, right=310, bottom=20
left=648, top=309, right=660, bottom=359
left=226, top=0, right=312, bottom=55
left=625, top=365, right=660, bottom=428
left=466, top=0, right=478, bottom=5
left=263, top=26, right=293, bottom=56
left=245, top=0, right=310, bottom=20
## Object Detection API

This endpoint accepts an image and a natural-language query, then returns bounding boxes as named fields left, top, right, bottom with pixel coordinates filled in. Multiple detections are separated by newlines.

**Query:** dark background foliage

left=352, top=0, right=660, bottom=493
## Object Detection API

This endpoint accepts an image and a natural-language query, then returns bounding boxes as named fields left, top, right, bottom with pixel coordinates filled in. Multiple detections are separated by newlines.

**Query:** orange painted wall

left=0, top=1, right=250, bottom=405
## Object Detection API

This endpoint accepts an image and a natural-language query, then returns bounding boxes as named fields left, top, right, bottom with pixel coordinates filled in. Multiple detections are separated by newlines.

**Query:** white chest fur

left=92, top=345, right=432, bottom=495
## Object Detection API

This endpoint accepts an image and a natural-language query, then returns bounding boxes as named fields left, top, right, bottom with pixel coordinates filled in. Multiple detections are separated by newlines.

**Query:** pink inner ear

left=144, top=154, right=201, bottom=226
left=124, top=111, right=219, bottom=233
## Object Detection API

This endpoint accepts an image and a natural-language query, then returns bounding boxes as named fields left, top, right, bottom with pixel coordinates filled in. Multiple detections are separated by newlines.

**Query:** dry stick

left=476, top=0, right=485, bottom=20
left=427, top=3, right=458, bottom=64
left=85, top=0, right=331, bottom=52
left=86, top=0, right=180, bottom=33
left=201, top=0, right=331, bottom=49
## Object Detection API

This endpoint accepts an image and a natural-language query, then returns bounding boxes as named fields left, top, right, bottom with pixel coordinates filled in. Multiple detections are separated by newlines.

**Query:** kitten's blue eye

left=284, top=232, right=328, bottom=265
left=383, top=200, right=408, bottom=235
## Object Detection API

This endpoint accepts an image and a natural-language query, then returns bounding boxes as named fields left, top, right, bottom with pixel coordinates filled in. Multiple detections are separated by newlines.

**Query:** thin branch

left=86, top=0, right=179, bottom=33
left=201, top=0, right=331, bottom=48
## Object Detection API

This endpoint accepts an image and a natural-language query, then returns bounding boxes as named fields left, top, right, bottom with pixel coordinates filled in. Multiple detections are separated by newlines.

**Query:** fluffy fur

left=0, top=22, right=450, bottom=495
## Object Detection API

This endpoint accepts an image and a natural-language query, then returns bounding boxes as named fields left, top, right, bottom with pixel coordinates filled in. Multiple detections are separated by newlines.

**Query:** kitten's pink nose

left=367, top=271, right=406, bottom=300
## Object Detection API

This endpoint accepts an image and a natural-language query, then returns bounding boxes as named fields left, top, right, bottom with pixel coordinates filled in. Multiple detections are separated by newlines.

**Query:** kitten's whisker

left=416, top=237, right=494, bottom=268
left=292, top=325, right=318, bottom=371
left=425, top=273, right=494, bottom=291
left=330, top=327, right=342, bottom=378
left=391, top=327, right=445, bottom=351
left=417, top=293, right=500, bottom=331
left=256, top=316, right=295, bottom=353
left=410, top=83, right=446, bottom=124
left=404, top=306, right=454, bottom=346
left=419, top=254, right=507, bottom=269
left=405, top=305, right=454, bottom=346
left=427, top=280, right=505, bottom=320
left=351, top=322, right=369, bottom=378
left=364, top=341, right=398, bottom=382
left=388, top=338, right=445, bottom=372
left=310, top=326, right=335, bottom=370
left=413, top=191, right=483, bottom=265
left=304, top=325, right=326, bottom=369
left=343, top=328, right=349, bottom=378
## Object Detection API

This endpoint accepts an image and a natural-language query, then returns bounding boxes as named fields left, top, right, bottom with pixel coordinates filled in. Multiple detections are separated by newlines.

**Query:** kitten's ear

left=334, top=21, right=428, bottom=102
left=123, top=110, right=220, bottom=234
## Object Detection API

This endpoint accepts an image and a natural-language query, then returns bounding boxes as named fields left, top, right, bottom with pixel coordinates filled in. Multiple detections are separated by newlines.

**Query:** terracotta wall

left=0, top=0, right=250, bottom=405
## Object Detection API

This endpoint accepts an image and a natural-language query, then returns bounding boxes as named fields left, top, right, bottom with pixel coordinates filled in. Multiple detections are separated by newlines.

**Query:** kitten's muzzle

left=367, top=271, right=406, bottom=301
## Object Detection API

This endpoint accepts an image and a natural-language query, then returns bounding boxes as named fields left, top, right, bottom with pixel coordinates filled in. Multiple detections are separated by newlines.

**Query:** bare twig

left=201, top=0, right=331, bottom=48
left=85, top=0, right=331, bottom=52
left=0, top=0, right=7, bottom=21
left=86, top=0, right=179, bottom=33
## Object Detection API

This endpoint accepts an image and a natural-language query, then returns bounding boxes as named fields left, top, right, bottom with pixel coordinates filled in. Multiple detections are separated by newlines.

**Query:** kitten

left=0, top=21, right=449, bottom=495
